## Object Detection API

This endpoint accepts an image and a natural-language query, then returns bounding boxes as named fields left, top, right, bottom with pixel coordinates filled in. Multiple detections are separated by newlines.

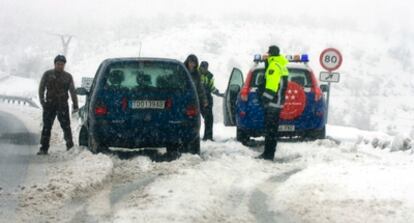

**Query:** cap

left=54, top=55, right=67, bottom=63
left=200, top=61, right=209, bottom=69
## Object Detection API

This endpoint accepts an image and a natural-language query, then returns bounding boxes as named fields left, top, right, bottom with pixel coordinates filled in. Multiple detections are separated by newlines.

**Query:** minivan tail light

left=95, top=106, right=108, bottom=116
left=186, top=105, right=198, bottom=117
left=240, top=70, right=253, bottom=102
left=121, top=97, right=128, bottom=111
left=165, top=98, right=173, bottom=109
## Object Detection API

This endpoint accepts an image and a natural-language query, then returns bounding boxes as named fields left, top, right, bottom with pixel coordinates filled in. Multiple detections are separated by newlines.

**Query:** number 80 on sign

left=319, top=48, right=343, bottom=72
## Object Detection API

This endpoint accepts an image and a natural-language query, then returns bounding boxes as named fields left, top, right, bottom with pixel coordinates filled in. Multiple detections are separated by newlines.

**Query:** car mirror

left=75, top=87, right=89, bottom=96
left=320, top=84, right=329, bottom=92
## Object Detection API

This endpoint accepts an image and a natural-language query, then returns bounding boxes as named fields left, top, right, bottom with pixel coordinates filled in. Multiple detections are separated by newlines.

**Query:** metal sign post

left=319, top=48, right=343, bottom=122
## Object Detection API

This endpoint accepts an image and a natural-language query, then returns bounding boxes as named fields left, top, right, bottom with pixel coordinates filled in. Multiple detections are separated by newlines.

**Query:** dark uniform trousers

left=40, top=102, right=73, bottom=151
left=202, top=102, right=214, bottom=140
left=263, top=106, right=281, bottom=158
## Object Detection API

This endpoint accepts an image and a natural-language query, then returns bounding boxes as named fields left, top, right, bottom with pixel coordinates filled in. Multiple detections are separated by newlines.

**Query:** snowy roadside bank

left=15, top=147, right=113, bottom=222
left=108, top=136, right=414, bottom=223
left=0, top=104, right=41, bottom=135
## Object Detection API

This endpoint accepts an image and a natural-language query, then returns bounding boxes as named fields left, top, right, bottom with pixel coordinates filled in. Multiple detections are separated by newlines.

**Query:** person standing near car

left=184, top=54, right=208, bottom=116
left=199, top=61, right=224, bottom=141
left=37, top=55, right=78, bottom=155
left=257, top=45, right=289, bottom=160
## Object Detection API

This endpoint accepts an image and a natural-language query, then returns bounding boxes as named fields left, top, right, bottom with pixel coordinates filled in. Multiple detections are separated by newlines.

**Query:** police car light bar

left=253, top=54, right=264, bottom=63
left=286, top=54, right=309, bottom=63
left=254, top=54, right=309, bottom=63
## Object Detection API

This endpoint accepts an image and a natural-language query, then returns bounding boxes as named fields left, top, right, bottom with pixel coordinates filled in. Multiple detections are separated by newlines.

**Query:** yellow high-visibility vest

left=265, top=55, right=289, bottom=94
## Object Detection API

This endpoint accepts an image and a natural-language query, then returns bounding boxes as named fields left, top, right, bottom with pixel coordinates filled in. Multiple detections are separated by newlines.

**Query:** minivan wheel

left=181, top=136, right=200, bottom=155
left=78, top=126, right=88, bottom=147
left=88, top=135, right=110, bottom=154
left=166, top=143, right=181, bottom=154
left=236, top=127, right=249, bottom=145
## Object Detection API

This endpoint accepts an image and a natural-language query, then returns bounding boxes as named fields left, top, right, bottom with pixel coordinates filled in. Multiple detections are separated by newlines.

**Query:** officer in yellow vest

left=199, top=61, right=224, bottom=141
left=257, top=45, right=289, bottom=160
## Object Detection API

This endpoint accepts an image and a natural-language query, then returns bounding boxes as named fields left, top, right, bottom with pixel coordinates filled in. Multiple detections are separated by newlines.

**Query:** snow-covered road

left=1, top=104, right=414, bottom=223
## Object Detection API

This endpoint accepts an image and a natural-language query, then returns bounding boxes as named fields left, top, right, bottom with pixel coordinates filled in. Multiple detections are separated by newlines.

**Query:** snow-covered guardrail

left=0, top=94, right=40, bottom=109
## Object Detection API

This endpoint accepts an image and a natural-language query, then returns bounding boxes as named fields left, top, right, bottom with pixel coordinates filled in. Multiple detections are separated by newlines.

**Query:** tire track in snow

left=66, top=175, right=158, bottom=223
left=63, top=154, right=203, bottom=222
left=248, top=168, right=302, bottom=223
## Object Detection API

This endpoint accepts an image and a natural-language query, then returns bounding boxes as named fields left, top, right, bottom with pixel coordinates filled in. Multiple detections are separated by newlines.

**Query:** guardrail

left=0, top=94, right=40, bottom=109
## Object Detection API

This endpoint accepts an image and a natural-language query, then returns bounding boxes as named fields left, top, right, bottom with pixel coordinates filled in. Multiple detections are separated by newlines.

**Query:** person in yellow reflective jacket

left=257, top=45, right=289, bottom=161
left=199, top=61, right=224, bottom=141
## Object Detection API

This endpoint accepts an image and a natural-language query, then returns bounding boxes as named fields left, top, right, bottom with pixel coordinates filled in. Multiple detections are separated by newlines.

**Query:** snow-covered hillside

left=0, top=0, right=413, bottom=135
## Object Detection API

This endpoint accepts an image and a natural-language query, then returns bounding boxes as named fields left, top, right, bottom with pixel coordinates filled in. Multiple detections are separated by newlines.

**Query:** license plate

left=130, top=100, right=165, bottom=109
left=278, top=125, right=295, bottom=132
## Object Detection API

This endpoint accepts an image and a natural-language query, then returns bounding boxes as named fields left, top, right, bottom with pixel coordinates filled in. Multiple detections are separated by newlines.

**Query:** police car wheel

left=306, top=127, right=326, bottom=140
left=236, top=128, right=249, bottom=145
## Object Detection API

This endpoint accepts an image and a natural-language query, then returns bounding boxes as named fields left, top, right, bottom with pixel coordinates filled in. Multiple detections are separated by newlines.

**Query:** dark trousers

left=263, top=107, right=281, bottom=158
left=202, top=105, right=214, bottom=140
left=40, top=102, right=73, bottom=151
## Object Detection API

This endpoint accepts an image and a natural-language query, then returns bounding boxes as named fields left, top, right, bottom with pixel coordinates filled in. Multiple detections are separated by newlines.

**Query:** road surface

left=0, top=110, right=39, bottom=222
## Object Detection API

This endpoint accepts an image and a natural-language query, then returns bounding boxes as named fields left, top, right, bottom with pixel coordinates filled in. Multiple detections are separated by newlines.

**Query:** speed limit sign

left=320, top=48, right=343, bottom=72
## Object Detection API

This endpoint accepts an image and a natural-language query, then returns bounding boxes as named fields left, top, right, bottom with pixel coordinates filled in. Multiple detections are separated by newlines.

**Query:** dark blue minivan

left=223, top=55, right=329, bottom=143
left=76, top=58, right=201, bottom=154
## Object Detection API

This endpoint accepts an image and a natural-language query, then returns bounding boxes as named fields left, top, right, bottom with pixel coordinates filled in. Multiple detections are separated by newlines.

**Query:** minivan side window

left=102, top=61, right=189, bottom=91
left=251, top=68, right=312, bottom=88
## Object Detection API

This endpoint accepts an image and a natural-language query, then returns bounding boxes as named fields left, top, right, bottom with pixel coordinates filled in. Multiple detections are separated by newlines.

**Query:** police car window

left=104, top=61, right=188, bottom=90
left=252, top=68, right=311, bottom=87
left=288, top=69, right=311, bottom=87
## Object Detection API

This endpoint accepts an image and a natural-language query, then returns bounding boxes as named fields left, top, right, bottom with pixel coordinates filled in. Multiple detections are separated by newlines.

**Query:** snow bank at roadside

left=0, top=103, right=41, bottom=134
left=268, top=155, right=414, bottom=223
left=16, top=148, right=113, bottom=222
left=112, top=139, right=309, bottom=223
left=328, top=124, right=413, bottom=153
left=110, top=125, right=414, bottom=223
left=0, top=75, right=38, bottom=97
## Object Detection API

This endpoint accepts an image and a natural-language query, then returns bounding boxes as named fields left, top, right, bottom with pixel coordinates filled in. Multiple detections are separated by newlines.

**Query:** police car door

left=223, top=67, right=244, bottom=126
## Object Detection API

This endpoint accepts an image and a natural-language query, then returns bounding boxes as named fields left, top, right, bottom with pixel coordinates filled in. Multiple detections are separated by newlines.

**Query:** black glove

left=217, top=92, right=225, bottom=97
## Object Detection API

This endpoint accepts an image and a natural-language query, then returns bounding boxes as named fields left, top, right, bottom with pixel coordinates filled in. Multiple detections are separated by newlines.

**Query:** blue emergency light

left=301, top=54, right=309, bottom=62
left=253, top=54, right=262, bottom=62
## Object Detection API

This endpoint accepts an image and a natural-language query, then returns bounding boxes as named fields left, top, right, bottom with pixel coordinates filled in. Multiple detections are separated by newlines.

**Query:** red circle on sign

left=319, top=48, right=343, bottom=72
left=280, top=82, right=306, bottom=120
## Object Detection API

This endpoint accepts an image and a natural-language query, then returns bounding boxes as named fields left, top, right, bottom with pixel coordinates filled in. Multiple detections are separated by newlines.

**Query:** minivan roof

left=102, top=57, right=183, bottom=64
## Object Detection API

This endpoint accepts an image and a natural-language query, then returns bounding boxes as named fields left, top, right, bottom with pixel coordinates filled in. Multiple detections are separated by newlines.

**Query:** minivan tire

left=88, top=135, right=110, bottom=154
left=182, top=136, right=200, bottom=155
left=79, top=126, right=88, bottom=147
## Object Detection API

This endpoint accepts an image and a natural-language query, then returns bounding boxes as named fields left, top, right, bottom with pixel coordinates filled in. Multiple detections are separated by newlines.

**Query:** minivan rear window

left=251, top=68, right=312, bottom=88
left=103, top=61, right=189, bottom=90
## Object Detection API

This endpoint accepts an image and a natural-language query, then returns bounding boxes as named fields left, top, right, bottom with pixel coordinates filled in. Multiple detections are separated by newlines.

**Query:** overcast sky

left=1, top=0, right=412, bottom=32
